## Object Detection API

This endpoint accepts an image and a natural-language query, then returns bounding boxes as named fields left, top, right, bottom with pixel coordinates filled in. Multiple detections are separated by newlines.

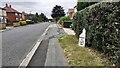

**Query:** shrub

left=20, top=21, right=27, bottom=26
left=77, top=0, right=97, bottom=11
left=59, top=16, right=71, bottom=24
left=59, top=16, right=72, bottom=27
left=73, top=2, right=120, bottom=66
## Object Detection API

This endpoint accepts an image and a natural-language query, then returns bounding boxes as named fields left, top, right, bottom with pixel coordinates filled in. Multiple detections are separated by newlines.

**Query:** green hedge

left=59, top=16, right=71, bottom=24
left=73, top=2, right=120, bottom=66
left=77, top=1, right=96, bottom=11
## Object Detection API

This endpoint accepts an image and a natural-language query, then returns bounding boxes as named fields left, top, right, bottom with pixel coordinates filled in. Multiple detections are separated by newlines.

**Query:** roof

left=3, top=4, right=20, bottom=13
left=68, top=9, right=74, bottom=13
left=22, top=11, right=28, bottom=15
left=0, top=7, right=6, bottom=10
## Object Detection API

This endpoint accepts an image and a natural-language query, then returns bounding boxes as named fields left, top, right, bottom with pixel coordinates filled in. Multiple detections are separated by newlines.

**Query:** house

left=0, top=7, right=7, bottom=23
left=67, top=8, right=75, bottom=19
left=4, top=4, right=22, bottom=22
left=22, top=11, right=29, bottom=20
left=0, top=7, right=7, bottom=29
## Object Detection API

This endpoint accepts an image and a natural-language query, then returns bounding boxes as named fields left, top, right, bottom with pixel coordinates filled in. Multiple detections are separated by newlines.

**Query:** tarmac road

left=2, top=22, right=50, bottom=66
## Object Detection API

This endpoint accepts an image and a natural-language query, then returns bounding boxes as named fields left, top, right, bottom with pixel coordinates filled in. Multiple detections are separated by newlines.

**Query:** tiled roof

left=68, top=9, right=74, bottom=13
left=22, top=11, right=28, bottom=15
left=0, top=7, right=6, bottom=10
left=4, top=5, right=20, bottom=13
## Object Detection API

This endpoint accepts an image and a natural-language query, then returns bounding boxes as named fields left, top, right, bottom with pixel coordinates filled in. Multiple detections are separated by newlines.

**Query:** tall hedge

left=73, top=2, right=120, bottom=66
left=77, top=2, right=96, bottom=11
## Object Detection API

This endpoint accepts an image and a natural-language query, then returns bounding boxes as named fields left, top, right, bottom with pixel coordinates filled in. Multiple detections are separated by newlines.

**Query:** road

left=27, top=24, right=68, bottom=67
left=2, top=22, right=50, bottom=66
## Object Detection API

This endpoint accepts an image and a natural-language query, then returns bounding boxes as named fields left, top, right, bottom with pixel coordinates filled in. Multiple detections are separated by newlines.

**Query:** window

left=0, top=10, right=2, bottom=16
left=19, top=14, right=21, bottom=16
left=0, top=17, right=2, bottom=23
left=16, top=18, right=18, bottom=20
left=15, top=13, right=18, bottom=16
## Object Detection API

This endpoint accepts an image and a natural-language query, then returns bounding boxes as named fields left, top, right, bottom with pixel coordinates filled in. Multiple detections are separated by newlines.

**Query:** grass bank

left=59, top=35, right=104, bottom=66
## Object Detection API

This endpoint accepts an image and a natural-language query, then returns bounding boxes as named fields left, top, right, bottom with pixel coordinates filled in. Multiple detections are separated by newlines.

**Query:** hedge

left=77, top=1, right=97, bottom=11
left=59, top=16, right=71, bottom=24
left=73, top=2, right=120, bottom=66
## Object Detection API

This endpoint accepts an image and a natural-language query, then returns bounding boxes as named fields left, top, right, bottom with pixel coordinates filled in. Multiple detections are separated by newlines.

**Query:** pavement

left=0, top=26, right=14, bottom=32
left=63, top=28, right=75, bottom=35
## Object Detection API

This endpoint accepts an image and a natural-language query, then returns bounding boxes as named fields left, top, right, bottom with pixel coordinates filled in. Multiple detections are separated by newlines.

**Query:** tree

left=40, top=13, right=48, bottom=22
left=31, top=12, right=41, bottom=23
left=51, top=5, right=65, bottom=22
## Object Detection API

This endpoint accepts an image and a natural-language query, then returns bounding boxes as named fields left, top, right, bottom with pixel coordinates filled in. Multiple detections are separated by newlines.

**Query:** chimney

left=9, top=5, right=11, bottom=8
left=6, top=3, right=8, bottom=7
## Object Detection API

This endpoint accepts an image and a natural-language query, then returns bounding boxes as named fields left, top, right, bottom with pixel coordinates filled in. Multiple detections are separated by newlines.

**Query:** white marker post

left=78, top=28, right=86, bottom=47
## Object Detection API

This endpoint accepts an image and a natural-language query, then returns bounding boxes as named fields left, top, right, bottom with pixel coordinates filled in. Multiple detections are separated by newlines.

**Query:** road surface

left=2, top=22, right=50, bottom=66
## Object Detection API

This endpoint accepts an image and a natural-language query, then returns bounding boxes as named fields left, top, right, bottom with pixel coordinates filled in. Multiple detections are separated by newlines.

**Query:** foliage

left=77, top=0, right=96, bottom=11
left=59, top=16, right=72, bottom=28
left=59, top=16, right=71, bottom=24
left=40, top=13, right=49, bottom=22
left=51, top=5, right=65, bottom=21
left=73, top=2, right=120, bottom=66
left=30, top=12, right=48, bottom=23
left=20, top=21, right=27, bottom=26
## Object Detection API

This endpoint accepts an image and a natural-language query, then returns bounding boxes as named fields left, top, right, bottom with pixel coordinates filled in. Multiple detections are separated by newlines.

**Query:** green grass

left=59, top=35, right=104, bottom=66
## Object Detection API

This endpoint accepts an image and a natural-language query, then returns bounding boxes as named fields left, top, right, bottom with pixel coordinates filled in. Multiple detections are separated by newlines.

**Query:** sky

left=0, top=0, right=77, bottom=18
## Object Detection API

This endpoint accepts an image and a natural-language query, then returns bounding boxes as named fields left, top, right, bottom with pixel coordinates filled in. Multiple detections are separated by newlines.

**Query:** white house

left=0, top=7, right=7, bottom=23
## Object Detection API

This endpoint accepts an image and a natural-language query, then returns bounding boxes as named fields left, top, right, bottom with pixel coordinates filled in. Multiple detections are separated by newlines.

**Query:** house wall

left=0, top=8, right=7, bottom=23
left=7, top=12, right=16, bottom=21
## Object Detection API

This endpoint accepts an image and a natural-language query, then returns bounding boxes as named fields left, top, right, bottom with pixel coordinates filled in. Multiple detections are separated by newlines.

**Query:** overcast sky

left=0, top=0, right=77, bottom=18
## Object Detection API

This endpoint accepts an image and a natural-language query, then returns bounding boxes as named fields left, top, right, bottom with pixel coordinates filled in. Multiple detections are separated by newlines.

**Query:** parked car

left=20, top=21, right=27, bottom=26
left=63, top=22, right=72, bottom=28
left=26, top=20, right=34, bottom=24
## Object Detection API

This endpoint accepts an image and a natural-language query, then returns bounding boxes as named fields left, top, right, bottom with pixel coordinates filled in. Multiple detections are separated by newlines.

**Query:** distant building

left=22, top=11, right=29, bottom=20
left=0, top=7, right=7, bottom=23
left=4, top=4, right=22, bottom=22
left=67, top=8, right=75, bottom=19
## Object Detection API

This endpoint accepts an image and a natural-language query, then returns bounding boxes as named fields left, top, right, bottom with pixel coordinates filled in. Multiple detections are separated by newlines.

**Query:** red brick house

left=68, top=8, right=75, bottom=19
left=22, top=11, right=29, bottom=20
left=4, top=4, right=22, bottom=22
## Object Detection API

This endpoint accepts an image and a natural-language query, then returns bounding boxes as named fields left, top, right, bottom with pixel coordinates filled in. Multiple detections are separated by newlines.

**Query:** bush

left=77, top=1, right=96, bottom=11
left=73, top=2, right=120, bottom=66
left=59, top=16, right=72, bottom=27
left=59, top=16, right=71, bottom=24
left=20, top=21, right=27, bottom=26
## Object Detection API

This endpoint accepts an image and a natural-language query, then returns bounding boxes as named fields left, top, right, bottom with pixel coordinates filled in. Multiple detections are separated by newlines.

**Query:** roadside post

left=78, top=28, right=86, bottom=47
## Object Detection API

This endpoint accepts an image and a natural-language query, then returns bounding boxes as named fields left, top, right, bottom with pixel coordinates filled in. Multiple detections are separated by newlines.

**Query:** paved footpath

left=45, top=24, right=68, bottom=66
left=27, top=24, right=68, bottom=67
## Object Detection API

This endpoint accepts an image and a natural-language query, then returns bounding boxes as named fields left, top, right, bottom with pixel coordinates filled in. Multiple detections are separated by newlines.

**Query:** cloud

left=1, top=0, right=77, bottom=18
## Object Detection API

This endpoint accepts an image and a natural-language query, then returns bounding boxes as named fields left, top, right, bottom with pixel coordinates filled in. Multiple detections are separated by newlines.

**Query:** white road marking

left=18, top=24, right=51, bottom=68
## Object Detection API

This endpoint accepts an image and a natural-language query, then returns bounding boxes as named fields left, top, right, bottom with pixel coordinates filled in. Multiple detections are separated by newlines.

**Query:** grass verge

left=59, top=35, right=104, bottom=66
